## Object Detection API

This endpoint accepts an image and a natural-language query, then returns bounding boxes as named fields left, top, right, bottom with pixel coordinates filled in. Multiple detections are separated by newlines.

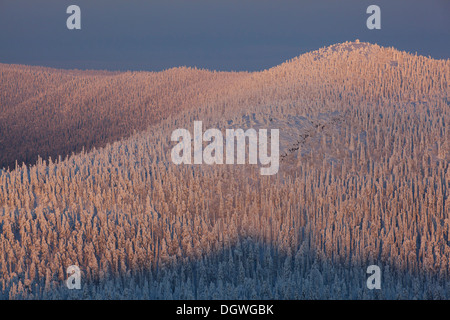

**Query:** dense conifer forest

left=0, top=41, right=448, bottom=299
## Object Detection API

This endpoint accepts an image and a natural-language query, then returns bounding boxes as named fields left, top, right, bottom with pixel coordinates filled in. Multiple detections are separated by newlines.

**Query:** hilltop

left=1, top=41, right=448, bottom=170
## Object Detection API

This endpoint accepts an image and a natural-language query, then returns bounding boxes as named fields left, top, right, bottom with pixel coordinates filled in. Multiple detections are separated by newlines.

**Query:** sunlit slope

left=0, top=41, right=448, bottom=299
left=0, top=41, right=447, bottom=169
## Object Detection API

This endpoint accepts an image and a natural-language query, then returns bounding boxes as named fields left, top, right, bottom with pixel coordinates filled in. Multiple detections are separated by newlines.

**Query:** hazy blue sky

left=0, top=0, right=448, bottom=71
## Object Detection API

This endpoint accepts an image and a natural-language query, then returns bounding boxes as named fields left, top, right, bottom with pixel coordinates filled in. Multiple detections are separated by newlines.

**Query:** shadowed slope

left=0, top=65, right=248, bottom=169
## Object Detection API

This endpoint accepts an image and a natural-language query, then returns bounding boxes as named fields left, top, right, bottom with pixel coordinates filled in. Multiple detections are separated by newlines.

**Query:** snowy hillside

left=0, top=41, right=449, bottom=299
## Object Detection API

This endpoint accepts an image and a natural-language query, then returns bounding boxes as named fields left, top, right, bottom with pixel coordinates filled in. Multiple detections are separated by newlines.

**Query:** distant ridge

left=0, top=41, right=448, bottom=169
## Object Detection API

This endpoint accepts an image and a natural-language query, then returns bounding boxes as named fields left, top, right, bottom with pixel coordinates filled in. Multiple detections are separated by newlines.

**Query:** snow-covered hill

left=0, top=41, right=449, bottom=299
